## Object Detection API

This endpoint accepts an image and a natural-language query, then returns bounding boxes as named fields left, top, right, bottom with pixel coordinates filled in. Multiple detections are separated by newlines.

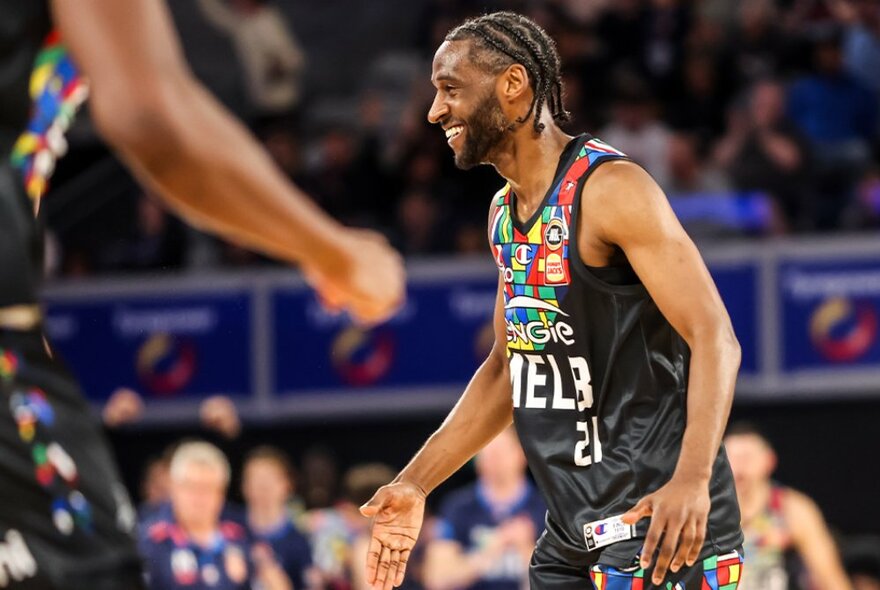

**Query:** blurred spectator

left=200, top=395, right=243, bottom=440
left=307, top=463, right=396, bottom=590
left=724, top=423, right=852, bottom=590
left=302, top=127, right=393, bottom=227
left=788, top=28, right=877, bottom=145
left=102, top=387, right=146, bottom=428
left=395, top=191, right=445, bottom=255
left=423, top=428, right=545, bottom=590
left=243, top=446, right=317, bottom=590
left=667, top=52, right=730, bottom=143
left=835, top=0, right=880, bottom=95
left=787, top=27, right=877, bottom=227
left=665, top=133, right=730, bottom=195
left=102, top=193, right=186, bottom=273
left=727, top=0, right=800, bottom=86
left=301, top=447, right=340, bottom=510
left=714, top=80, right=812, bottom=230
left=197, top=0, right=306, bottom=119
left=140, top=441, right=292, bottom=590
left=139, top=453, right=172, bottom=524
left=601, top=76, right=674, bottom=188
left=640, top=0, right=693, bottom=100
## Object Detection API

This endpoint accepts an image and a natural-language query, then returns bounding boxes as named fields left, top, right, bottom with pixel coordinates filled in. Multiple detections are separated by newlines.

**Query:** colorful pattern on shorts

left=0, top=347, right=93, bottom=536
left=590, top=550, right=743, bottom=590
left=9, top=30, right=88, bottom=202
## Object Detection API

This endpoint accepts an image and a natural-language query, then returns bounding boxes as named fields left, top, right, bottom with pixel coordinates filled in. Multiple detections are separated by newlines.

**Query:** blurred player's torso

left=490, top=133, right=743, bottom=566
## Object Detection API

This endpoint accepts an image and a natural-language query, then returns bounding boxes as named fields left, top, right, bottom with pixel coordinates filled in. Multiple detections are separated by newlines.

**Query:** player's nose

left=427, top=92, right=449, bottom=125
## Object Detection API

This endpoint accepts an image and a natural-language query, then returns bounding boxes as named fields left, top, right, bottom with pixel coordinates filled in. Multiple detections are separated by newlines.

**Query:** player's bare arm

left=784, top=490, right=853, bottom=590
left=580, top=161, right=741, bottom=585
left=52, top=0, right=404, bottom=325
left=359, top=202, right=514, bottom=590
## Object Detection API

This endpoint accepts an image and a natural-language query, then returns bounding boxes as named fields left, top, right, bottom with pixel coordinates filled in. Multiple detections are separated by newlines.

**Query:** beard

left=454, top=91, right=511, bottom=170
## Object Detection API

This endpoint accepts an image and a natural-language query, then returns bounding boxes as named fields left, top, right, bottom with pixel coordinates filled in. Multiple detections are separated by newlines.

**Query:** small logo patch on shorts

left=583, top=514, right=636, bottom=551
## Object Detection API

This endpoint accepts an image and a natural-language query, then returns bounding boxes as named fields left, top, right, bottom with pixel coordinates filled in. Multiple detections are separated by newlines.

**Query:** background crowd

left=44, top=0, right=880, bottom=277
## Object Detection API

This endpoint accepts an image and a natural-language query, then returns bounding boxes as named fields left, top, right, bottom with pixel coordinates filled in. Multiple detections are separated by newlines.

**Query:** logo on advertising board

left=809, top=297, right=878, bottom=362
left=136, top=333, right=198, bottom=395
left=331, top=327, right=395, bottom=386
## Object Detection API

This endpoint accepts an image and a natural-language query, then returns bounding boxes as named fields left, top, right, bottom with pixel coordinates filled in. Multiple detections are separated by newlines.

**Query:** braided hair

left=445, top=11, right=571, bottom=133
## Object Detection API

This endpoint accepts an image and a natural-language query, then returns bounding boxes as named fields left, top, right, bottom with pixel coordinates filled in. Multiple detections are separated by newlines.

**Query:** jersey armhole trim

left=568, top=156, right=649, bottom=296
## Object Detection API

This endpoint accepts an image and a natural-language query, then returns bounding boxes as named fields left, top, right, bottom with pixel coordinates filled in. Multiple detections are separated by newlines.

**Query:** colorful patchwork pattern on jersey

left=589, top=550, right=743, bottom=590
left=10, top=30, right=88, bottom=202
left=490, top=137, right=626, bottom=353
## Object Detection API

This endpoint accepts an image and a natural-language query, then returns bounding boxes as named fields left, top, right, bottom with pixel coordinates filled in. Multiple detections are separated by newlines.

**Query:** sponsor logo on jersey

left=544, top=252, right=567, bottom=285
left=544, top=218, right=566, bottom=251
left=504, top=295, right=569, bottom=317
left=0, top=530, right=37, bottom=588
left=514, top=244, right=534, bottom=265
left=506, top=319, right=575, bottom=347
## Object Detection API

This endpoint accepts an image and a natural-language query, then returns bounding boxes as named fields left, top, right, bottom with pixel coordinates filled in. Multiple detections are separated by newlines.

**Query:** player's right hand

left=359, top=481, right=426, bottom=590
left=304, top=230, right=405, bottom=326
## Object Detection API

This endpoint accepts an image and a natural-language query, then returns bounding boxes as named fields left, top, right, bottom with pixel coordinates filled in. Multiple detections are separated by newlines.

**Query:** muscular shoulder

left=579, top=159, right=676, bottom=246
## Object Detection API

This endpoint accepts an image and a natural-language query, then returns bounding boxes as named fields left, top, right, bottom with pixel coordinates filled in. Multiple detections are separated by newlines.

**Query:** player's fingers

left=670, top=518, right=697, bottom=573
left=638, top=509, right=663, bottom=569
left=394, top=550, right=411, bottom=587
left=686, top=516, right=707, bottom=566
left=622, top=496, right=653, bottom=525
left=365, top=536, right=382, bottom=585
left=373, top=545, right=392, bottom=590
left=383, top=550, right=401, bottom=590
left=652, top=516, right=683, bottom=585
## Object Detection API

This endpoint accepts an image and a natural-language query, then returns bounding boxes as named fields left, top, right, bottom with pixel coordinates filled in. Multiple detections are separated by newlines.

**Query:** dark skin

left=360, top=39, right=741, bottom=589
left=51, top=0, right=404, bottom=325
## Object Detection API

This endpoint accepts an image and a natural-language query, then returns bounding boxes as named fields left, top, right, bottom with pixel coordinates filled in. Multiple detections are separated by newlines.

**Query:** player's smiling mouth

left=445, top=124, right=464, bottom=146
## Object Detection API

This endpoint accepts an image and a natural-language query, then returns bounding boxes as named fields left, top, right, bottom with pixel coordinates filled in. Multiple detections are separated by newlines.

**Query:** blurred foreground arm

left=52, top=0, right=404, bottom=325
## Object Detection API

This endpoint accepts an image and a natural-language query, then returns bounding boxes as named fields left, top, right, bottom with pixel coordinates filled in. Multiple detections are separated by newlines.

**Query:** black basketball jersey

left=0, top=0, right=75, bottom=308
left=489, top=134, right=743, bottom=566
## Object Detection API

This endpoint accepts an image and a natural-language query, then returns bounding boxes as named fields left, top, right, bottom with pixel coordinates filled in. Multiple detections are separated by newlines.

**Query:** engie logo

left=809, top=297, right=878, bottom=362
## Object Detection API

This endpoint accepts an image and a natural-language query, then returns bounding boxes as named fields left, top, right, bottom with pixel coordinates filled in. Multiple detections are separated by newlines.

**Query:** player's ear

left=498, top=63, right=530, bottom=104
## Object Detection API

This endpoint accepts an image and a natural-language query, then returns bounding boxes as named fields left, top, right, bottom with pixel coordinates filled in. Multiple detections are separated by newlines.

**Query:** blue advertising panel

left=273, top=263, right=760, bottom=394
left=780, top=260, right=880, bottom=371
left=43, top=293, right=253, bottom=401
left=273, top=279, right=498, bottom=393
left=711, top=264, right=759, bottom=376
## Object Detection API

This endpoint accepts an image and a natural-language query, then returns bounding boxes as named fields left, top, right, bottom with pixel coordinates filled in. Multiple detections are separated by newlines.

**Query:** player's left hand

left=621, top=474, right=711, bottom=585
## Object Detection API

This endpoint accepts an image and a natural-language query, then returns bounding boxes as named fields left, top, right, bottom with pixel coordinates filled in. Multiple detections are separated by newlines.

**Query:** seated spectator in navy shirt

left=140, top=441, right=292, bottom=590
left=788, top=29, right=877, bottom=144
left=423, top=428, right=546, bottom=590
left=243, top=447, right=316, bottom=590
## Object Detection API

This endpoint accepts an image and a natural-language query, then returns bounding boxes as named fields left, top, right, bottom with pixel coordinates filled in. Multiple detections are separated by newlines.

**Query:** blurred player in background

left=361, top=11, right=744, bottom=590
left=724, top=423, right=852, bottom=590
left=423, top=427, right=544, bottom=590
left=243, top=446, right=317, bottom=590
left=0, top=0, right=404, bottom=587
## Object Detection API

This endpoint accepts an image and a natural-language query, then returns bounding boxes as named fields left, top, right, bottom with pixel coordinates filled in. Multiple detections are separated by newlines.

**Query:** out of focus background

left=37, top=0, right=880, bottom=588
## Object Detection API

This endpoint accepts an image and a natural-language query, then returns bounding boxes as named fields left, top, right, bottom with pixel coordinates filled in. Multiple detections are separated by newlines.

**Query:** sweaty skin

left=360, top=38, right=740, bottom=589
left=51, top=0, right=404, bottom=325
